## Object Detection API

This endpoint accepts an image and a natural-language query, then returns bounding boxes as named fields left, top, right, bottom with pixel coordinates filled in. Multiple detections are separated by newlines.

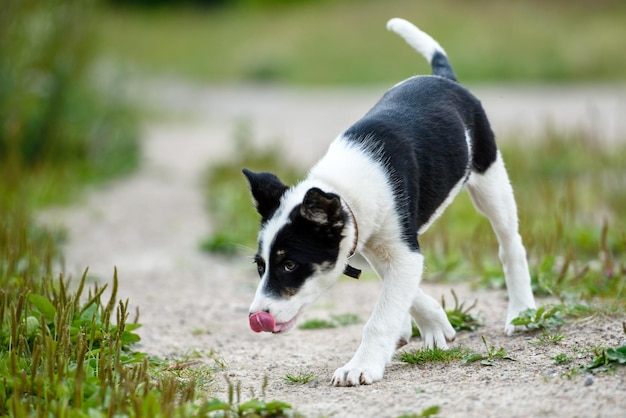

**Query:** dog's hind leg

left=466, top=151, right=536, bottom=335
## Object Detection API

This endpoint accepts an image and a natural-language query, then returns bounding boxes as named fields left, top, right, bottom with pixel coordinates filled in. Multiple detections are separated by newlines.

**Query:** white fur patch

left=387, top=18, right=447, bottom=63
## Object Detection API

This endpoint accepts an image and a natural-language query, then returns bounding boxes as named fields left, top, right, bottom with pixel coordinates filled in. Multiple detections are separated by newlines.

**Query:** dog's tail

left=387, top=18, right=457, bottom=82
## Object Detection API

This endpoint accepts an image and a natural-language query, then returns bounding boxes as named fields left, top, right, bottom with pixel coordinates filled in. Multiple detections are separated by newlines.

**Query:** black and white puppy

left=243, top=18, right=536, bottom=386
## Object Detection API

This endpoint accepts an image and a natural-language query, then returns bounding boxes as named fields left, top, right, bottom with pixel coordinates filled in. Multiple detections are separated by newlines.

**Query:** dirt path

left=42, top=82, right=626, bottom=417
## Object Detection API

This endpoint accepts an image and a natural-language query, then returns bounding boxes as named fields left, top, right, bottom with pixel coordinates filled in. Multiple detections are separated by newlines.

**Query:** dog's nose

left=248, top=308, right=270, bottom=317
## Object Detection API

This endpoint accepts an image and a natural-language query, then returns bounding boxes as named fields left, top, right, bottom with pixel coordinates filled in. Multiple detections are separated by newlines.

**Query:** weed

left=284, top=371, right=316, bottom=385
left=298, top=318, right=337, bottom=330
left=533, top=331, right=566, bottom=346
left=412, top=291, right=481, bottom=338
left=442, top=289, right=482, bottom=331
left=511, top=306, right=565, bottom=331
left=299, top=313, right=360, bottom=330
left=463, top=336, right=516, bottom=366
left=204, top=377, right=299, bottom=417
left=0, top=0, right=139, bottom=203
left=398, top=405, right=441, bottom=418
left=399, top=346, right=471, bottom=366
left=331, top=313, right=360, bottom=326
left=202, top=120, right=302, bottom=255
left=552, top=353, right=574, bottom=365
left=586, top=344, right=626, bottom=372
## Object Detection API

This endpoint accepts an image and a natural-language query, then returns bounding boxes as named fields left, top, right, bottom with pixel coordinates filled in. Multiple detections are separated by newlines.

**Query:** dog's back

left=337, top=20, right=498, bottom=247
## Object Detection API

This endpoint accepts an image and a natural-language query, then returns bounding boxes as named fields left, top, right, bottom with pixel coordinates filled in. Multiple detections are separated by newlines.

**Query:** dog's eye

left=283, top=260, right=298, bottom=272
left=254, top=256, right=266, bottom=277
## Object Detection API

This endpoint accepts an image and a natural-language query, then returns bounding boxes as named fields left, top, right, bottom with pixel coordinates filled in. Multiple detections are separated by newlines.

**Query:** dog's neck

left=341, top=198, right=361, bottom=279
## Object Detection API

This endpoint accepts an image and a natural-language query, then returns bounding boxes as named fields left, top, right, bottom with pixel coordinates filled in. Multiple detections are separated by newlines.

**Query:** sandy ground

left=41, top=82, right=626, bottom=417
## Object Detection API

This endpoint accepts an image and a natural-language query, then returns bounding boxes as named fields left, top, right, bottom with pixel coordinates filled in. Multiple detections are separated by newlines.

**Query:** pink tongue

left=249, top=312, right=276, bottom=333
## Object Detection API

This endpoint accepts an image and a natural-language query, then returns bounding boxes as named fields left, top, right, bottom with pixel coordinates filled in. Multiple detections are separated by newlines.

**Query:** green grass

left=201, top=120, right=301, bottom=255
left=511, top=306, right=565, bottom=332
left=0, top=1, right=300, bottom=415
left=284, top=371, right=317, bottom=385
left=399, top=346, right=471, bottom=366
left=96, top=0, right=626, bottom=84
left=586, top=343, right=626, bottom=372
left=398, top=405, right=441, bottom=418
left=462, top=336, right=516, bottom=366
left=441, top=290, right=482, bottom=332
left=298, top=313, right=360, bottom=330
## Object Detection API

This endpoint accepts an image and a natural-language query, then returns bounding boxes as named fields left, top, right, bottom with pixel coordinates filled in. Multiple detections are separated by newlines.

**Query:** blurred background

left=2, top=0, right=626, bottom=290
left=1, top=1, right=626, bottom=415
left=99, top=0, right=626, bottom=84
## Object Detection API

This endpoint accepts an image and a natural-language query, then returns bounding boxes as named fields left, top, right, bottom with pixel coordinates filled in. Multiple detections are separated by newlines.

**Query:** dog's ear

left=242, top=169, right=289, bottom=221
left=300, top=187, right=345, bottom=229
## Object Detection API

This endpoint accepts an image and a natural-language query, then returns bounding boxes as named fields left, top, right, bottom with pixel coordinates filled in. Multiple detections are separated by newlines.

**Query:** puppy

left=243, top=18, right=536, bottom=386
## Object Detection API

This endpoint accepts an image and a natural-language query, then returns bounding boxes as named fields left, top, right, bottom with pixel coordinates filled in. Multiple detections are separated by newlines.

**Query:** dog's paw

left=331, top=362, right=384, bottom=387
left=504, top=301, right=537, bottom=336
left=504, top=322, right=521, bottom=336
left=419, top=321, right=456, bottom=349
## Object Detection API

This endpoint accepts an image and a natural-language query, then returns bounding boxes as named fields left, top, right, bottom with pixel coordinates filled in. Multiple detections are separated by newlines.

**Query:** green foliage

left=0, top=0, right=139, bottom=205
left=331, top=313, right=360, bottom=327
left=586, top=344, right=626, bottom=372
left=423, top=133, right=626, bottom=313
left=462, top=336, right=516, bottom=366
left=552, top=353, right=573, bottom=364
left=442, top=290, right=482, bottom=332
left=399, top=346, right=470, bottom=366
left=97, top=0, right=626, bottom=84
left=203, top=378, right=299, bottom=417
left=511, top=307, right=565, bottom=331
left=298, top=313, right=360, bottom=330
left=202, top=120, right=302, bottom=254
left=298, top=318, right=336, bottom=330
left=533, top=331, right=565, bottom=346
left=284, top=371, right=316, bottom=385
left=398, top=405, right=441, bottom=418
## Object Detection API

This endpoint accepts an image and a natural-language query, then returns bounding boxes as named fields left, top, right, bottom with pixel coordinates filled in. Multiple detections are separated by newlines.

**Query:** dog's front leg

left=331, top=250, right=423, bottom=386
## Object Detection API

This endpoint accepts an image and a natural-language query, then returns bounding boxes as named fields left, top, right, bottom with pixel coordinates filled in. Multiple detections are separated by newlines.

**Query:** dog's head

left=242, top=168, right=355, bottom=334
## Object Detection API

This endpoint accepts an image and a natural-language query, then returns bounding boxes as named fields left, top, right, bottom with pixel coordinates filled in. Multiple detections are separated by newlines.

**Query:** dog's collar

left=342, top=199, right=361, bottom=280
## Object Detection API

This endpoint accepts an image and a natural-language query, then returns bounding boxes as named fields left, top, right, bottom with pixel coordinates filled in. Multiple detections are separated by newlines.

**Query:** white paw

left=505, top=301, right=537, bottom=336
left=419, top=321, right=456, bottom=349
left=331, top=361, right=384, bottom=387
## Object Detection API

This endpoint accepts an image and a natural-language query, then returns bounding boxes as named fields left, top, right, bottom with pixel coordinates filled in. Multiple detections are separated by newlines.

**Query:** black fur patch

left=343, top=76, right=497, bottom=249
left=261, top=204, right=343, bottom=298
left=243, top=169, right=289, bottom=223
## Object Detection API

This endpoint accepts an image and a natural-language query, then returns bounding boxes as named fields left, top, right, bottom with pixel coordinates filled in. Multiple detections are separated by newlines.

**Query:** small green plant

left=298, top=313, right=360, bottom=330
left=442, top=290, right=482, bottom=331
left=463, top=336, right=516, bottom=366
left=399, top=346, right=471, bottom=365
left=552, top=353, right=574, bottom=365
left=284, top=371, right=316, bottom=385
left=585, top=344, right=626, bottom=372
left=331, top=313, right=360, bottom=326
left=298, top=318, right=337, bottom=330
left=398, top=405, right=441, bottom=418
left=412, top=291, right=482, bottom=338
left=204, top=377, right=299, bottom=417
left=511, top=306, right=565, bottom=331
left=532, top=330, right=566, bottom=346
left=202, top=120, right=302, bottom=255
